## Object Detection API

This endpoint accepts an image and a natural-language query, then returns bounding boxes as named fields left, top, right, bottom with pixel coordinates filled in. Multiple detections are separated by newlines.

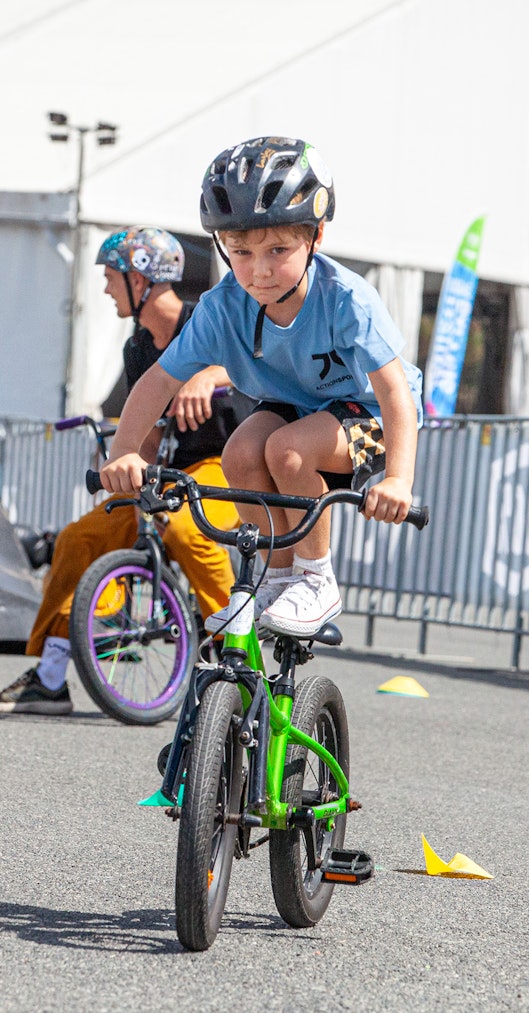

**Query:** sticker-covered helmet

left=96, top=226, right=184, bottom=283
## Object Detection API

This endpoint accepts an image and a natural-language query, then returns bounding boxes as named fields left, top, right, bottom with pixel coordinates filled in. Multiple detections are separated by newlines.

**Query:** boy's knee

left=222, top=436, right=251, bottom=482
left=264, top=428, right=300, bottom=475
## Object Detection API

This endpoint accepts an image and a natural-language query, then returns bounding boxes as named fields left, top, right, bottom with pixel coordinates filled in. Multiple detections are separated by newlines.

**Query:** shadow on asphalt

left=0, top=710, right=176, bottom=725
left=0, top=711, right=114, bottom=725
left=0, top=902, right=182, bottom=953
left=0, top=901, right=295, bottom=952
left=313, top=644, right=529, bottom=691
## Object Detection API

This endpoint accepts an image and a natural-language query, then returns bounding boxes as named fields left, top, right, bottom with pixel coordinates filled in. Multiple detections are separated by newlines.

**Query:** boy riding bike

left=100, top=137, right=423, bottom=636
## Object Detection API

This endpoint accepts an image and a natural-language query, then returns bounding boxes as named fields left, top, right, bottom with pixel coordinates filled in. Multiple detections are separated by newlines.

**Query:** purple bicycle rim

left=87, top=563, right=191, bottom=711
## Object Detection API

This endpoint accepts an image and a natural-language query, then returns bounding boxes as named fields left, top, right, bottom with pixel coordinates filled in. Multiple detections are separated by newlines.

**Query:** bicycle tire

left=70, top=549, right=197, bottom=725
left=175, top=681, right=243, bottom=951
left=269, top=674, right=350, bottom=928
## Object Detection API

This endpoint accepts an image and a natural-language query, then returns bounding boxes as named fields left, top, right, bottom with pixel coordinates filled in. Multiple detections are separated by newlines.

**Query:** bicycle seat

left=306, top=622, right=343, bottom=646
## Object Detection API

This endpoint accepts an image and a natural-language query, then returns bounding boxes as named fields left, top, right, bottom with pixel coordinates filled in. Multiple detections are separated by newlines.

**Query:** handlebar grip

left=55, top=415, right=88, bottom=431
left=86, top=469, right=103, bottom=494
left=406, top=504, right=429, bottom=530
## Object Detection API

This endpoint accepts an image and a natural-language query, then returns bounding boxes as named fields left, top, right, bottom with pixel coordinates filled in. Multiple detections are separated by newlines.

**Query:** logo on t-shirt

left=312, top=349, right=346, bottom=380
left=312, top=349, right=353, bottom=392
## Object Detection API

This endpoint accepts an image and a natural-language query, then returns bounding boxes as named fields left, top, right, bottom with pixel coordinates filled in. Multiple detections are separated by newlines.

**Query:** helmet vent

left=271, top=154, right=297, bottom=171
left=214, top=157, right=228, bottom=174
left=258, top=180, right=283, bottom=211
left=288, top=177, right=318, bottom=207
left=212, top=186, right=232, bottom=214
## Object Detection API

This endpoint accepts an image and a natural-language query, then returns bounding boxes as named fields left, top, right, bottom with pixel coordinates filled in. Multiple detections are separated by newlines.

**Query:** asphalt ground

left=1, top=615, right=528, bottom=1013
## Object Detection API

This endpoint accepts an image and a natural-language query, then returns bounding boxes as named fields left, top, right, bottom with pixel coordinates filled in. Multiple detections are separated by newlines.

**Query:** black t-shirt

left=122, top=302, right=254, bottom=469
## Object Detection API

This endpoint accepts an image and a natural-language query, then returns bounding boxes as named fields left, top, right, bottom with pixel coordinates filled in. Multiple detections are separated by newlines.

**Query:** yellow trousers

left=26, top=457, right=238, bottom=658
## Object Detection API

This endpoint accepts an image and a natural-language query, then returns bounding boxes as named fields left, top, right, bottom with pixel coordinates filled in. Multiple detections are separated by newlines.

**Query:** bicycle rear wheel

left=175, top=681, right=243, bottom=951
left=70, top=549, right=197, bottom=724
left=269, top=674, right=349, bottom=928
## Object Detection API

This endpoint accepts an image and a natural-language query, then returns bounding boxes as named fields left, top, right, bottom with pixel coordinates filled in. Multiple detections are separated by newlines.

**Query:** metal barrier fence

left=2, top=415, right=529, bottom=666
left=0, top=418, right=104, bottom=530
left=331, top=415, right=529, bottom=666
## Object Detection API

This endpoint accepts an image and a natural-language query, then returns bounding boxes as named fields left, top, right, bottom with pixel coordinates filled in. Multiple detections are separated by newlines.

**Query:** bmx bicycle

left=86, top=462, right=428, bottom=949
left=67, top=391, right=237, bottom=725
left=55, top=414, right=198, bottom=724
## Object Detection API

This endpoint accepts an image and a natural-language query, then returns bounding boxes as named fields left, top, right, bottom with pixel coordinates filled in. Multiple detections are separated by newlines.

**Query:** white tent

left=1, top=0, right=529, bottom=417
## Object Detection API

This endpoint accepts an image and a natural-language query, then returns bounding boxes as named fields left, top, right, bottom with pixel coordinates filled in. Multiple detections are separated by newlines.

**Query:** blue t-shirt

left=159, top=253, right=423, bottom=426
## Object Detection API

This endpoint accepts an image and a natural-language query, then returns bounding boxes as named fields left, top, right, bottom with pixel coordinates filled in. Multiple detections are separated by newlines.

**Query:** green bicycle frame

left=221, top=624, right=351, bottom=830
left=140, top=601, right=351, bottom=824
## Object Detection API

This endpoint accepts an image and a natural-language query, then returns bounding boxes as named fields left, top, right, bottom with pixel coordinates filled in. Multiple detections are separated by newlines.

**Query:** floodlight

left=48, top=112, right=68, bottom=126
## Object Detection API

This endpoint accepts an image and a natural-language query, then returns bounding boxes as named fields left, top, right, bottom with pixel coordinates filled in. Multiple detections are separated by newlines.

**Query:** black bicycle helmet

left=200, top=136, right=335, bottom=233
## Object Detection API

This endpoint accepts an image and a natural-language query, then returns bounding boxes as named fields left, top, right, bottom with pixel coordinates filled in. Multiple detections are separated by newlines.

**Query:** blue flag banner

left=424, top=217, right=485, bottom=417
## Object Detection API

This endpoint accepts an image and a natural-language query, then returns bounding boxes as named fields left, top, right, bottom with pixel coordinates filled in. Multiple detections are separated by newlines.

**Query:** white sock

left=293, top=551, right=334, bottom=579
left=265, top=566, right=293, bottom=580
left=36, top=636, right=71, bottom=690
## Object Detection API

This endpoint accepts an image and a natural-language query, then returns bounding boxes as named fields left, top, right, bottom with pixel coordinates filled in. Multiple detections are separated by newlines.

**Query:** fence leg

left=366, top=595, right=377, bottom=647
left=418, top=604, right=429, bottom=655
left=512, top=613, right=523, bottom=670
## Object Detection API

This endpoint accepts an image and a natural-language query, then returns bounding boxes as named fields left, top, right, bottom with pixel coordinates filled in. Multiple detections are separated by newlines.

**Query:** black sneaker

left=0, top=668, right=73, bottom=715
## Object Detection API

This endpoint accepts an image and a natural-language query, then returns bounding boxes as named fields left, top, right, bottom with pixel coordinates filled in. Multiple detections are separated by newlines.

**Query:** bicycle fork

left=135, top=521, right=166, bottom=626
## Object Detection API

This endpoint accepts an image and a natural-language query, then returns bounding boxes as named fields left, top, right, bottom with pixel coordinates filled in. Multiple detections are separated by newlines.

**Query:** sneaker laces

left=267, top=572, right=330, bottom=611
left=254, top=574, right=296, bottom=613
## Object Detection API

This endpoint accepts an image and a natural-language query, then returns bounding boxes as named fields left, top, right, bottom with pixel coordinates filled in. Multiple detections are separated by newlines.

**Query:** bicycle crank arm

left=223, top=812, right=263, bottom=828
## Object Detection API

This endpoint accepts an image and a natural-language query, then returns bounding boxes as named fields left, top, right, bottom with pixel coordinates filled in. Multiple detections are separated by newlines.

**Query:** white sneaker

left=204, top=575, right=295, bottom=634
left=258, top=571, right=342, bottom=636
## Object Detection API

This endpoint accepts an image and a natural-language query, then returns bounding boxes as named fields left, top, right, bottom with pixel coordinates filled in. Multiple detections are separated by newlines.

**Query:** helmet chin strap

left=124, top=272, right=153, bottom=340
left=253, top=227, right=318, bottom=359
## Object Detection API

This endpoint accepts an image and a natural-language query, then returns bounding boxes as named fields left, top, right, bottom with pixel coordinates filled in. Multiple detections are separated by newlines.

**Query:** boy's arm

left=101, top=363, right=182, bottom=493
left=364, top=358, right=418, bottom=524
left=167, top=365, right=232, bottom=432
left=138, top=426, right=163, bottom=464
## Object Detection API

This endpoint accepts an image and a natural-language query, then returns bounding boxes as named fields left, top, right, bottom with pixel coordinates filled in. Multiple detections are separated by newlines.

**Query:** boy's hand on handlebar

left=100, top=454, right=147, bottom=494
left=362, top=477, right=413, bottom=524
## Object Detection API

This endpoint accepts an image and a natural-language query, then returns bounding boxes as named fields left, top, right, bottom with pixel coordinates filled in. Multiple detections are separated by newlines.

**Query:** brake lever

left=104, top=497, right=139, bottom=513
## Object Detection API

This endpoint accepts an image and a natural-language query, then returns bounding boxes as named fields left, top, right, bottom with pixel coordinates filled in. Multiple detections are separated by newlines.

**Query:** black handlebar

left=56, top=388, right=231, bottom=439
left=86, top=466, right=429, bottom=548
left=56, top=391, right=234, bottom=474
left=55, top=415, right=117, bottom=462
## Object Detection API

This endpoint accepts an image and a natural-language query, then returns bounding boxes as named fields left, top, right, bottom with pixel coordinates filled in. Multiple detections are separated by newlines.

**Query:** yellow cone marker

left=422, top=834, right=493, bottom=879
left=377, top=676, right=429, bottom=697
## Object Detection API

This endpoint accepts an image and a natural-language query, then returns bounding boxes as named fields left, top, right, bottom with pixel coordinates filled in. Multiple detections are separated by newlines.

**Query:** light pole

left=47, top=112, right=118, bottom=414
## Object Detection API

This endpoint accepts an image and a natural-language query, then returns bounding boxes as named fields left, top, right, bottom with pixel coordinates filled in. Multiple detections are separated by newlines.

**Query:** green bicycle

left=87, top=464, right=428, bottom=951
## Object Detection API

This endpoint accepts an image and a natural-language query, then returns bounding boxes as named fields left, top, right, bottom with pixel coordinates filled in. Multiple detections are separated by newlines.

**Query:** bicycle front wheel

left=70, top=549, right=197, bottom=725
left=269, top=674, right=350, bottom=928
left=175, top=681, right=243, bottom=951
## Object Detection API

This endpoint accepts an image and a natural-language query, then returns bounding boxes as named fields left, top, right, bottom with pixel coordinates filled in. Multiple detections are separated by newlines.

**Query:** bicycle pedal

left=320, top=847, right=374, bottom=885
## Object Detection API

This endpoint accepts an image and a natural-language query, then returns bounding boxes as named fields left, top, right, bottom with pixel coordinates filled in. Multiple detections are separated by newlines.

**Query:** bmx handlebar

left=55, top=388, right=232, bottom=457
left=86, top=464, right=429, bottom=550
